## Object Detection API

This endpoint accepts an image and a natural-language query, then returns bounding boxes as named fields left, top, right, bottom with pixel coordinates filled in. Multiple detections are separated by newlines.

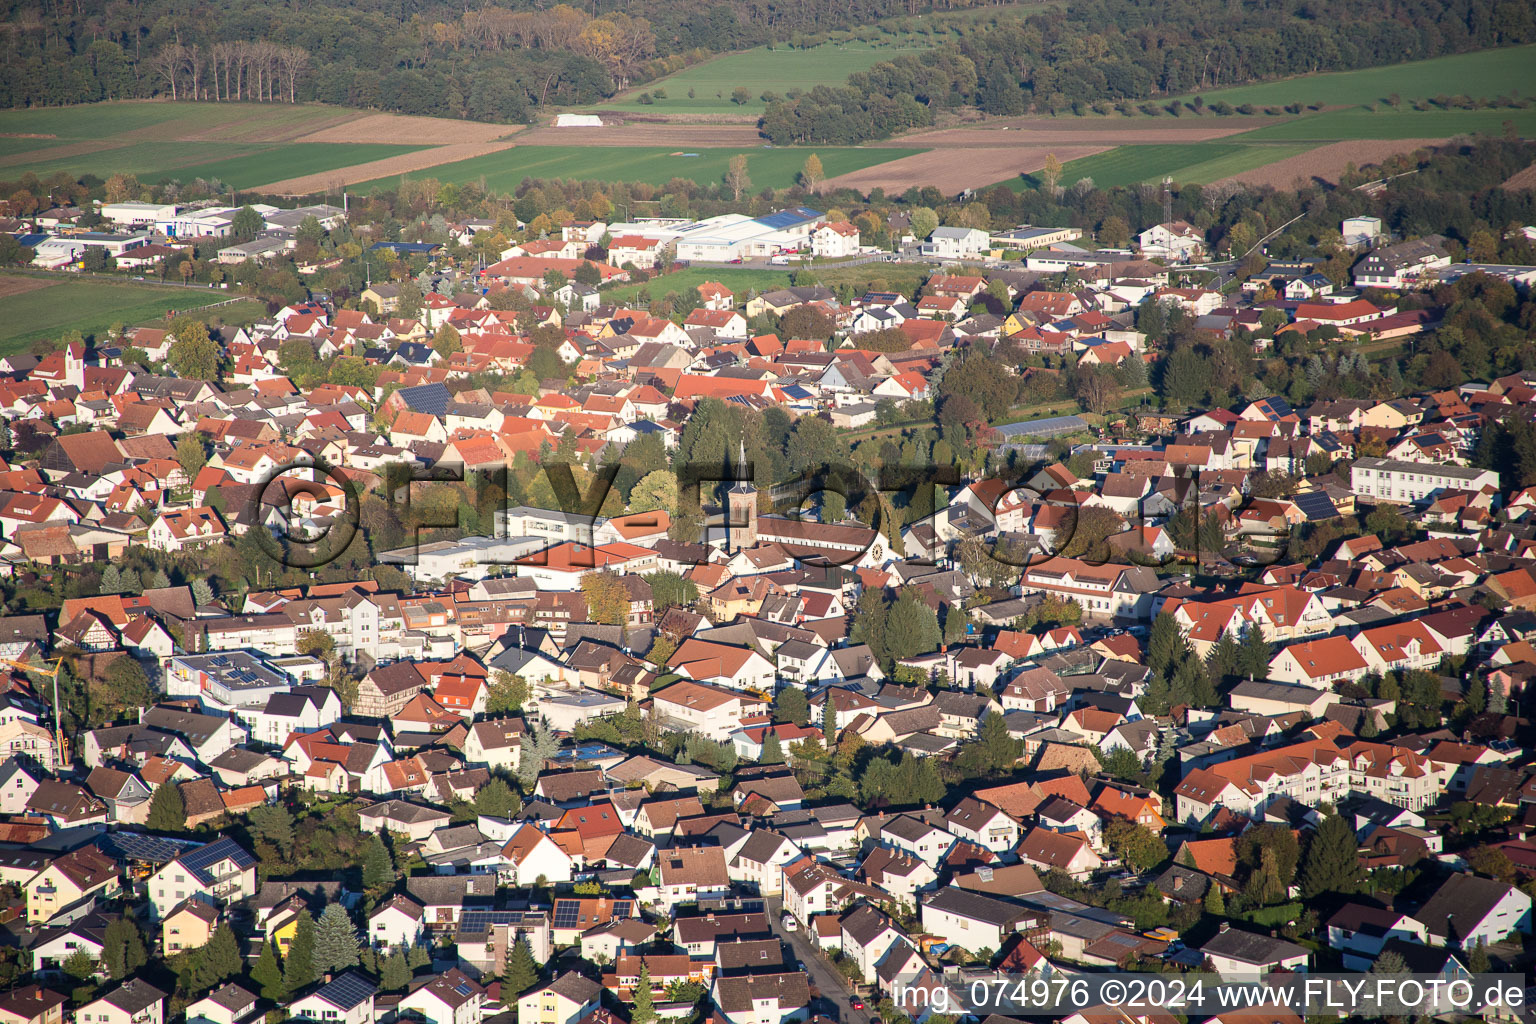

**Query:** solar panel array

left=551, top=899, right=635, bottom=930
left=179, top=837, right=258, bottom=880
left=318, top=971, right=377, bottom=1010
left=102, top=832, right=198, bottom=863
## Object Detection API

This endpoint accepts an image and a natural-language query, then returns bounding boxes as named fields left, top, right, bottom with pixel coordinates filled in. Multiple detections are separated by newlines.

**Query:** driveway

left=765, top=896, right=864, bottom=1024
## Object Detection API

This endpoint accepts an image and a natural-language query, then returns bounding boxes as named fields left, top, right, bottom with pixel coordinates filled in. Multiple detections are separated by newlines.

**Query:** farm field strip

left=0, top=140, right=426, bottom=189
left=1161, top=44, right=1536, bottom=110
left=0, top=275, right=249, bottom=353
left=349, top=144, right=922, bottom=193
left=1231, top=106, right=1536, bottom=141
left=601, top=40, right=934, bottom=115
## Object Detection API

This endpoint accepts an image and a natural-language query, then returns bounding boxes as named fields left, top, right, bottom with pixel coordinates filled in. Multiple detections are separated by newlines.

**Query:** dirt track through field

left=889, top=117, right=1275, bottom=148
left=253, top=141, right=520, bottom=194
left=513, top=123, right=768, bottom=147
left=0, top=138, right=123, bottom=168
left=1217, top=138, right=1443, bottom=188
left=824, top=144, right=1110, bottom=192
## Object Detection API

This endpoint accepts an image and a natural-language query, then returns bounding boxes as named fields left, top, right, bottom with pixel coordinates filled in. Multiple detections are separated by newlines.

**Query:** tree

left=800, top=153, right=825, bottom=193
left=251, top=940, right=285, bottom=1001
left=102, top=656, right=155, bottom=716
left=204, top=924, right=242, bottom=984
left=102, top=917, right=147, bottom=979
left=176, top=432, right=207, bottom=481
left=432, top=324, right=462, bottom=357
left=822, top=693, right=837, bottom=744
left=167, top=319, right=220, bottom=380
left=518, top=727, right=559, bottom=788
left=731, top=86, right=751, bottom=105
left=1041, top=153, right=1063, bottom=194
left=580, top=571, right=629, bottom=626
left=1098, top=215, right=1131, bottom=248
left=956, top=712, right=1022, bottom=777
left=487, top=670, right=529, bottom=714
left=100, top=564, right=124, bottom=594
left=149, top=569, right=171, bottom=590
left=1203, top=883, right=1225, bottom=916
left=231, top=205, right=264, bottom=241
left=775, top=687, right=809, bottom=726
left=475, top=777, right=520, bottom=818
left=628, top=470, right=678, bottom=516
left=362, top=834, right=395, bottom=889
left=1299, top=810, right=1363, bottom=898
left=725, top=154, right=752, bottom=201
left=1105, top=820, right=1170, bottom=872
left=283, top=910, right=316, bottom=994
left=504, top=938, right=540, bottom=996
left=632, top=959, right=657, bottom=1024
left=248, top=804, right=295, bottom=857
left=407, top=943, right=431, bottom=970
left=760, top=731, right=784, bottom=764
left=147, top=782, right=186, bottom=832
left=909, top=206, right=938, bottom=242
left=381, top=950, right=412, bottom=991
left=312, top=903, right=360, bottom=976
left=192, top=578, right=215, bottom=606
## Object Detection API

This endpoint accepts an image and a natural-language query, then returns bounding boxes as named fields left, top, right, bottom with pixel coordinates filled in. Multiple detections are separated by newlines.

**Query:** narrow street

left=765, top=896, right=865, bottom=1024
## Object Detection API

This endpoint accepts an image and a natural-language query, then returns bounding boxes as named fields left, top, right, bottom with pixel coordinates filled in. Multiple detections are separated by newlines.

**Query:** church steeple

left=727, top=439, right=758, bottom=550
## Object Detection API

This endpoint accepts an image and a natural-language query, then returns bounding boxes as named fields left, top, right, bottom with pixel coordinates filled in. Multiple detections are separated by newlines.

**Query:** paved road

left=765, top=896, right=865, bottom=1024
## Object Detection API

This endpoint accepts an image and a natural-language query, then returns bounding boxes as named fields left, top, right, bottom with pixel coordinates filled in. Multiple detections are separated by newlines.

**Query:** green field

left=604, top=41, right=933, bottom=115
left=1167, top=44, right=1536, bottom=110
left=0, top=141, right=423, bottom=189
left=1007, top=142, right=1310, bottom=191
left=353, top=144, right=921, bottom=193
left=1232, top=106, right=1536, bottom=141
left=0, top=275, right=255, bottom=352
left=603, top=262, right=927, bottom=306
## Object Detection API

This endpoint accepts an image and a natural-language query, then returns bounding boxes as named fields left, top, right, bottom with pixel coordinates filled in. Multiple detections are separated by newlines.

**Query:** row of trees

left=760, top=0, right=1536, bottom=143
left=147, top=41, right=310, bottom=103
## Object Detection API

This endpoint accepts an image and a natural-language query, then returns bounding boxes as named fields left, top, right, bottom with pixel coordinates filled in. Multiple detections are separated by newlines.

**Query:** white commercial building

left=1351, top=457, right=1499, bottom=504
left=921, top=226, right=990, bottom=259
left=100, top=202, right=178, bottom=228
left=673, top=207, right=823, bottom=262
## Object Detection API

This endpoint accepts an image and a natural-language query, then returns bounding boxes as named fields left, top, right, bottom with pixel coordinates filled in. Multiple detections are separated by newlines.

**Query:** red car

left=850, top=1000, right=865, bottom=1010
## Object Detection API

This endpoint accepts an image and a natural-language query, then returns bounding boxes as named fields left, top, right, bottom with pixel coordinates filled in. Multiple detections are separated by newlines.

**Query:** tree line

left=759, top=0, right=1536, bottom=143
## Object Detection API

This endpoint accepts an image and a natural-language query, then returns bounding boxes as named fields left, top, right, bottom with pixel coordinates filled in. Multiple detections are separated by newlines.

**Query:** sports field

left=604, top=41, right=933, bottom=115
left=603, top=263, right=928, bottom=306
left=0, top=274, right=255, bottom=352
left=1166, top=44, right=1536, bottom=111
left=351, top=145, right=922, bottom=193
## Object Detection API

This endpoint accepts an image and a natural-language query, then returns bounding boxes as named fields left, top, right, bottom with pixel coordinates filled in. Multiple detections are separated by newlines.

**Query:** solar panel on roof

left=1294, top=491, right=1340, bottom=522
left=319, top=971, right=376, bottom=1010
left=552, top=900, right=580, bottom=929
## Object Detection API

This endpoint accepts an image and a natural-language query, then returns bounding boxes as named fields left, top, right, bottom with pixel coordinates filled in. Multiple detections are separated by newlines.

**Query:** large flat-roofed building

left=1350, top=457, right=1498, bottom=504
left=674, top=207, right=823, bottom=262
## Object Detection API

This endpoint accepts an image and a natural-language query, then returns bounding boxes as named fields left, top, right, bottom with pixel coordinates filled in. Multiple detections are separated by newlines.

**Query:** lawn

left=603, top=262, right=928, bottom=306
left=1165, top=44, right=1536, bottom=110
left=603, top=40, right=933, bottom=115
left=352, top=144, right=921, bottom=193
left=0, top=275, right=252, bottom=352
left=1232, top=106, right=1536, bottom=141
left=1, top=141, right=424, bottom=189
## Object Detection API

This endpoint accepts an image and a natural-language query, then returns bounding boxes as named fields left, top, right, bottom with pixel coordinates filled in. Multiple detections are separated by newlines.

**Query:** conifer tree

left=381, top=950, right=411, bottom=991
left=204, top=924, right=242, bottom=984
left=362, top=834, right=394, bottom=890
left=407, top=943, right=431, bottom=970
left=283, top=910, right=317, bottom=994
left=504, top=938, right=539, bottom=996
left=632, top=960, right=656, bottom=1024
left=251, top=940, right=285, bottom=1001
left=760, top=731, right=784, bottom=764
left=146, top=782, right=185, bottom=832
left=1299, top=811, right=1363, bottom=898
left=312, top=903, right=360, bottom=976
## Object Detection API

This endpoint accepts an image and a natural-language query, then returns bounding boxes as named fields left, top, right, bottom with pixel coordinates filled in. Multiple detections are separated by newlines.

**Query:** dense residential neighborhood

left=2, top=126, right=1536, bottom=1024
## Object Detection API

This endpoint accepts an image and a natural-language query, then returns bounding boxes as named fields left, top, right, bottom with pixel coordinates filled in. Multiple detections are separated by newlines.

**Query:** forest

left=758, top=0, right=1536, bottom=143
left=2, top=0, right=1007, bottom=120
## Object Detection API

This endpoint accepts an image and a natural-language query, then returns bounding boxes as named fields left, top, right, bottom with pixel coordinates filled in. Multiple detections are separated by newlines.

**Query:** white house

left=288, top=973, right=376, bottom=1024
left=1414, top=873, right=1532, bottom=948
left=921, top=227, right=989, bottom=259
left=1200, top=924, right=1309, bottom=980
left=75, top=979, right=167, bottom=1024
left=1138, top=221, right=1206, bottom=262
left=517, top=972, right=601, bottom=1024
left=920, top=888, right=1037, bottom=953
left=397, top=969, right=485, bottom=1024
left=146, top=838, right=259, bottom=922
left=810, top=222, right=861, bottom=259
left=369, top=894, right=426, bottom=951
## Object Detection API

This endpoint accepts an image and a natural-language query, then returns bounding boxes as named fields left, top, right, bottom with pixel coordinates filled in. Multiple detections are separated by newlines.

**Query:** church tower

left=727, top=440, right=758, bottom=551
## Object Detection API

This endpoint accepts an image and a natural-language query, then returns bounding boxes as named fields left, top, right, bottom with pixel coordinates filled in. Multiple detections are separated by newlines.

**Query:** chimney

left=1218, top=922, right=1230, bottom=933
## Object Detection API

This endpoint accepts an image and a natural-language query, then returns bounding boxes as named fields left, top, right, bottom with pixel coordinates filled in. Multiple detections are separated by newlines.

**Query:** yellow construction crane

left=0, top=657, right=67, bottom=766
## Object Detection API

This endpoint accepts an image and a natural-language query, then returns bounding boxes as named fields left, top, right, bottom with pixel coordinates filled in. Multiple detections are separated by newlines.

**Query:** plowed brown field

left=1218, top=138, right=1443, bottom=188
